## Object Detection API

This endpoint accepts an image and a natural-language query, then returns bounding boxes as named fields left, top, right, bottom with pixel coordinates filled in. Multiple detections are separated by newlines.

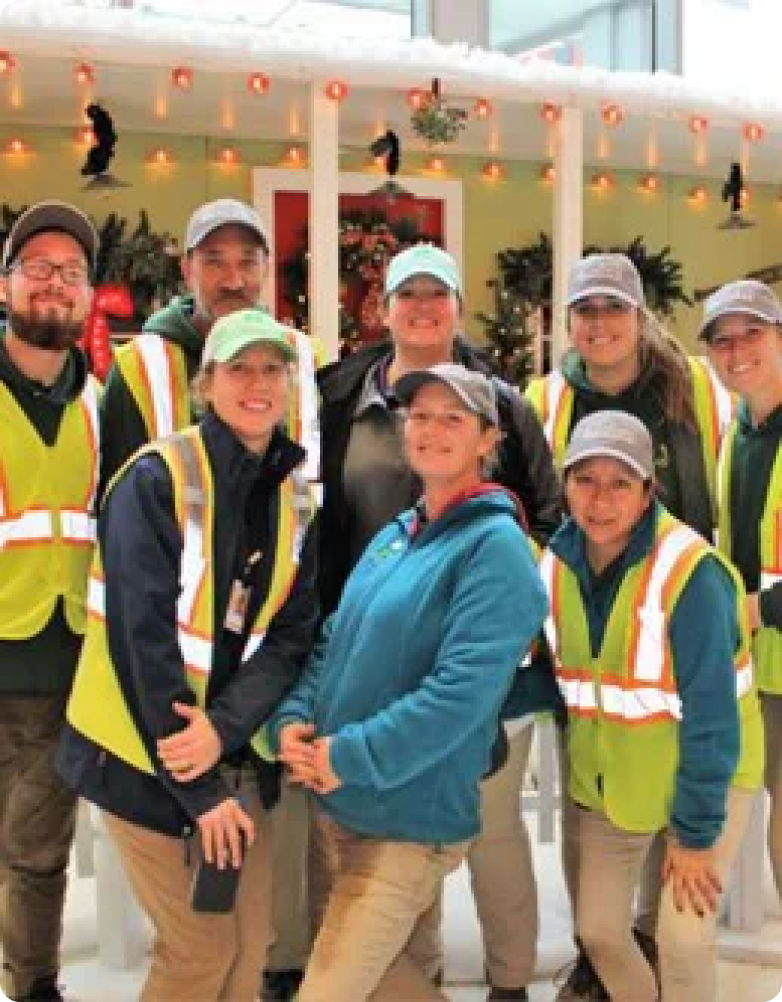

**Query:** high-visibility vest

left=115, top=327, right=323, bottom=481
left=539, top=511, right=763, bottom=833
left=0, top=376, right=100, bottom=637
left=525, top=356, right=733, bottom=504
left=66, top=426, right=315, bottom=775
left=717, top=420, right=782, bottom=694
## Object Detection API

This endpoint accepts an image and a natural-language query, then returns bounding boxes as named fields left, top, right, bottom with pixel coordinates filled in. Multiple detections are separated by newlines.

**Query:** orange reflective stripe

left=134, top=336, right=176, bottom=438
left=78, top=377, right=100, bottom=511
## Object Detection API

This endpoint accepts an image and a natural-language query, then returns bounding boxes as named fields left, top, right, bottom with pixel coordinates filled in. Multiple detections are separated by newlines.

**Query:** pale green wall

left=2, top=124, right=781, bottom=350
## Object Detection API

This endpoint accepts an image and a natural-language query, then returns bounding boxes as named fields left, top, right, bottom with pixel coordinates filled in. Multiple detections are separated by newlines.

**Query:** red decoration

left=325, top=80, right=348, bottom=101
left=172, top=67, right=193, bottom=90
left=688, top=115, right=708, bottom=134
left=79, top=284, right=134, bottom=382
left=74, top=62, right=94, bottom=86
left=540, top=103, right=561, bottom=123
left=407, top=88, right=427, bottom=110
left=482, top=161, right=504, bottom=180
left=602, top=104, right=623, bottom=126
left=744, top=122, right=763, bottom=143
left=247, top=73, right=269, bottom=95
left=474, top=98, right=493, bottom=119
left=0, top=51, right=16, bottom=75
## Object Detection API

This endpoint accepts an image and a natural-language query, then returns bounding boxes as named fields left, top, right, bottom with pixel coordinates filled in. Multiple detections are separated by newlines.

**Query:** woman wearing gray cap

left=542, top=410, right=762, bottom=1002
left=700, top=278, right=782, bottom=900
left=268, top=364, right=548, bottom=1002
left=526, top=252, right=733, bottom=998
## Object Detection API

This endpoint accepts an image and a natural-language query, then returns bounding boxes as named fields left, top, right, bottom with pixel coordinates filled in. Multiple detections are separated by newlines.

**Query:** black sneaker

left=487, top=987, right=529, bottom=1001
left=261, top=968, right=304, bottom=1002
left=554, top=946, right=610, bottom=1001
left=14, top=976, right=65, bottom=1002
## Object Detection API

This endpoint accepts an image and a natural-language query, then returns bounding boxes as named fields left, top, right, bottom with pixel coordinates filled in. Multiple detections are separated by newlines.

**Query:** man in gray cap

left=0, top=201, right=99, bottom=1001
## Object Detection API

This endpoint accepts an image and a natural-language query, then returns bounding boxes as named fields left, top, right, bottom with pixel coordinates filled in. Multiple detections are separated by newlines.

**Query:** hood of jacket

left=141, top=294, right=203, bottom=360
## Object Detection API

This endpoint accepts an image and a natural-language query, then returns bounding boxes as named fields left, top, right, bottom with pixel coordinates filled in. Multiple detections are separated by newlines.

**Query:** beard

left=9, top=304, right=85, bottom=352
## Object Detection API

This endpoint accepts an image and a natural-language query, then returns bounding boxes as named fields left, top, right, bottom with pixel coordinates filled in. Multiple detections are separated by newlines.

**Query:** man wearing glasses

left=0, top=201, right=99, bottom=1002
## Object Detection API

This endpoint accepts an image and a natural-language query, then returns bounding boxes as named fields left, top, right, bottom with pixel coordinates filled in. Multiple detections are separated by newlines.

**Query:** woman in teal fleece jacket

left=269, top=364, right=548, bottom=1002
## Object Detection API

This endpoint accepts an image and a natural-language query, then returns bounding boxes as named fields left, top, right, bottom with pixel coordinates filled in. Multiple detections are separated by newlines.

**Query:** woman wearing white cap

left=542, top=410, right=762, bottom=1002
left=269, top=364, right=548, bottom=1002
left=525, top=253, right=733, bottom=998
left=57, top=309, right=318, bottom=1001
left=700, top=279, right=782, bottom=899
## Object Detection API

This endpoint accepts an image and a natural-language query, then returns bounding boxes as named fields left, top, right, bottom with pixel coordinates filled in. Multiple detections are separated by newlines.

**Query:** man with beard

left=99, top=198, right=320, bottom=493
left=0, top=201, right=99, bottom=1001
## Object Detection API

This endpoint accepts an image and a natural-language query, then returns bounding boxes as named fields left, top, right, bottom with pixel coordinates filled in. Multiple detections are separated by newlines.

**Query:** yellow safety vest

left=116, top=328, right=324, bottom=481
left=717, top=420, right=782, bottom=694
left=0, top=376, right=100, bottom=638
left=539, top=512, right=762, bottom=834
left=525, top=356, right=733, bottom=506
left=66, top=426, right=315, bottom=774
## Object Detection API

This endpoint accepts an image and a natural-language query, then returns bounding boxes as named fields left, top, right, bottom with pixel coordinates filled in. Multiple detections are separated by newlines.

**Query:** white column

left=309, top=83, right=340, bottom=363
left=551, top=107, right=584, bottom=366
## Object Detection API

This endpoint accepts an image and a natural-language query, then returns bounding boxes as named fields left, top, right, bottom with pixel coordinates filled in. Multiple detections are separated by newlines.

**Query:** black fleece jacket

left=57, top=411, right=318, bottom=835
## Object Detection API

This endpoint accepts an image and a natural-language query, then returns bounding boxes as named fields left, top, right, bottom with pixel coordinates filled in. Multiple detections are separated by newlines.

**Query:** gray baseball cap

left=699, top=279, right=782, bottom=340
left=566, top=253, right=644, bottom=309
left=185, top=198, right=268, bottom=253
left=2, top=200, right=98, bottom=270
left=563, top=411, right=655, bottom=480
left=394, top=363, right=499, bottom=426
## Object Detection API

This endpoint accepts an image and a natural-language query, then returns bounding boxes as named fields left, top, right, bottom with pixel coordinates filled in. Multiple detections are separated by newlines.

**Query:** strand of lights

left=324, top=80, right=348, bottom=101
left=689, top=185, right=708, bottom=204
left=540, top=103, right=561, bottom=124
left=688, top=115, right=708, bottom=134
left=0, top=51, right=16, bottom=75
left=284, top=143, right=306, bottom=167
left=247, top=73, right=269, bottom=95
left=639, top=173, right=660, bottom=193
left=216, top=145, right=239, bottom=166
left=744, top=122, right=764, bottom=143
left=427, top=155, right=446, bottom=173
left=5, top=138, right=30, bottom=155
left=540, top=164, right=555, bottom=183
left=407, top=88, right=427, bottom=109
left=74, top=62, right=94, bottom=86
left=148, top=147, right=173, bottom=166
left=602, top=104, right=624, bottom=127
left=474, top=98, right=493, bottom=119
left=591, top=171, right=614, bottom=190
left=171, top=67, right=193, bottom=91
left=481, top=160, right=504, bottom=180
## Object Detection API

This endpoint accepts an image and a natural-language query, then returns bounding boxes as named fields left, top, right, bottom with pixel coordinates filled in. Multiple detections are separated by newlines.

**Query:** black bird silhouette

left=370, top=130, right=400, bottom=176
left=81, top=103, right=117, bottom=177
left=722, top=162, right=743, bottom=214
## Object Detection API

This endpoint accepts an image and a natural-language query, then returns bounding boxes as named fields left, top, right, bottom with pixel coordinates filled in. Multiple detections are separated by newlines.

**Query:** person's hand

left=279, top=721, right=317, bottom=785
left=197, top=797, right=254, bottom=869
left=157, top=702, right=223, bottom=782
left=746, top=592, right=762, bottom=632
left=663, top=839, right=722, bottom=916
left=311, top=737, right=342, bottom=794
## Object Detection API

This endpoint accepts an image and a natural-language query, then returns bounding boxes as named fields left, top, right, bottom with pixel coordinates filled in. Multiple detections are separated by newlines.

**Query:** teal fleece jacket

left=549, top=501, right=740, bottom=848
left=270, top=488, right=548, bottom=843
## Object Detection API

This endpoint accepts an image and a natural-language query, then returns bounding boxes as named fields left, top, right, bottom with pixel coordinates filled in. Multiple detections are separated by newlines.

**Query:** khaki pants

left=104, top=767, right=272, bottom=1002
left=574, top=788, right=754, bottom=1002
left=299, top=809, right=466, bottom=1002
left=761, top=691, right=782, bottom=898
left=266, top=778, right=311, bottom=971
left=0, top=695, right=77, bottom=999
left=466, top=724, right=538, bottom=989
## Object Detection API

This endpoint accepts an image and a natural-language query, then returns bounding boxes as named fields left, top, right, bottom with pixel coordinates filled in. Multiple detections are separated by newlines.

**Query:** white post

left=552, top=108, right=584, bottom=366
left=309, top=83, right=340, bottom=363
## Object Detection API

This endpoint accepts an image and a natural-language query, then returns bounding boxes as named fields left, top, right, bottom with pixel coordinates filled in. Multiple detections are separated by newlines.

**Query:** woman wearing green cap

left=316, top=243, right=561, bottom=1000
left=270, top=363, right=548, bottom=1002
left=544, top=410, right=762, bottom=1002
left=700, top=279, right=782, bottom=900
left=57, top=309, right=318, bottom=1001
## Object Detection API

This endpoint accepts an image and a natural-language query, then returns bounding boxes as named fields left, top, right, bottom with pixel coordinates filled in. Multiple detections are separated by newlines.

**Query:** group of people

left=0, top=193, right=778, bottom=1002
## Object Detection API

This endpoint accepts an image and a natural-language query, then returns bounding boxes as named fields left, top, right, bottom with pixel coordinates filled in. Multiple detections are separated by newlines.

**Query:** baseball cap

left=394, top=363, right=499, bottom=426
left=384, top=244, right=462, bottom=299
left=185, top=198, right=268, bottom=253
left=2, top=200, right=98, bottom=270
left=699, top=279, right=782, bottom=339
left=201, top=309, right=297, bottom=366
left=566, top=253, right=644, bottom=309
left=563, top=411, right=654, bottom=480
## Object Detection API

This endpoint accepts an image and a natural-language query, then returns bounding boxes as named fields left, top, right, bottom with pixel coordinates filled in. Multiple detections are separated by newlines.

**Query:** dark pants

left=0, top=695, right=77, bottom=999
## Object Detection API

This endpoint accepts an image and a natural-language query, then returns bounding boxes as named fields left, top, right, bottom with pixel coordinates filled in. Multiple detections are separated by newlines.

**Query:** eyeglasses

left=708, top=326, right=770, bottom=353
left=570, top=298, right=633, bottom=321
left=10, top=258, right=90, bottom=286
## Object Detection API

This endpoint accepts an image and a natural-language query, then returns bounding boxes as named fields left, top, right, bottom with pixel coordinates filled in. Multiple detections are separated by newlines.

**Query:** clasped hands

left=278, top=721, right=342, bottom=794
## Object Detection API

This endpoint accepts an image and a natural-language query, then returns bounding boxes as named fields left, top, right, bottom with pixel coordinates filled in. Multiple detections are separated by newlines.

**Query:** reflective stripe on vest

left=134, top=334, right=176, bottom=438
left=691, top=356, right=733, bottom=457
left=284, top=328, right=321, bottom=482
left=542, top=370, right=570, bottom=459
left=541, top=524, right=752, bottom=723
left=0, top=509, right=53, bottom=547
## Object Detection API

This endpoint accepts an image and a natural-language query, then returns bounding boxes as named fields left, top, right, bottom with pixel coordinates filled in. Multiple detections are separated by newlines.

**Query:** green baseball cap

left=201, top=309, right=297, bottom=366
left=384, top=243, right=462, bottom=299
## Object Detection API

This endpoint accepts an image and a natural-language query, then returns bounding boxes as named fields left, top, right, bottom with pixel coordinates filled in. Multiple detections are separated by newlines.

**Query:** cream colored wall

left=2, top=125, right=781, bottom=349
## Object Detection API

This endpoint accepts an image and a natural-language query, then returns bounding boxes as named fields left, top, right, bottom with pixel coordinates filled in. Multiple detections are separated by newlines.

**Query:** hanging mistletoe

left=410, top=78, right=468, bottom=146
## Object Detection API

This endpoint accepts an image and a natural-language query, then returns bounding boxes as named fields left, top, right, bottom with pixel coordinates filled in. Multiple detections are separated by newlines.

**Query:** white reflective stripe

left=543, top=370, right=566, bottom=447
left=601, top=684, right=682, bottom=722
left=736, top=659, right=754, bottom=698
left=634, top=525, right=700, bottom=683
left=81, top=375, right=101, bottom=507
left=0, top=510, right=53, bottom=547
left=242, top=631, right=267, bottom=662
left=177, top=547, right=206, bottom=623
left=178, top=627, right=212, bottom=673
left=699, top=356, right=733, bottom=438
left=557, top=676, right=597, bottom=714
left=538, top=549, right=558, bottom=656
left=87, top=574, right=105, bottom=617
left=761, top=571, right=782, bottom=591
left=60, top=510, right=97, bottom=543
left=136, top=334, right=175, bottom=438
left=289, top=330, right=321, bottom=482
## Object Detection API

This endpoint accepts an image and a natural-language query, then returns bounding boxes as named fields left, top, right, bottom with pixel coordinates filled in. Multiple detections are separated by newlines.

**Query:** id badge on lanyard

left=224, top=551, right=261, bottom=634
